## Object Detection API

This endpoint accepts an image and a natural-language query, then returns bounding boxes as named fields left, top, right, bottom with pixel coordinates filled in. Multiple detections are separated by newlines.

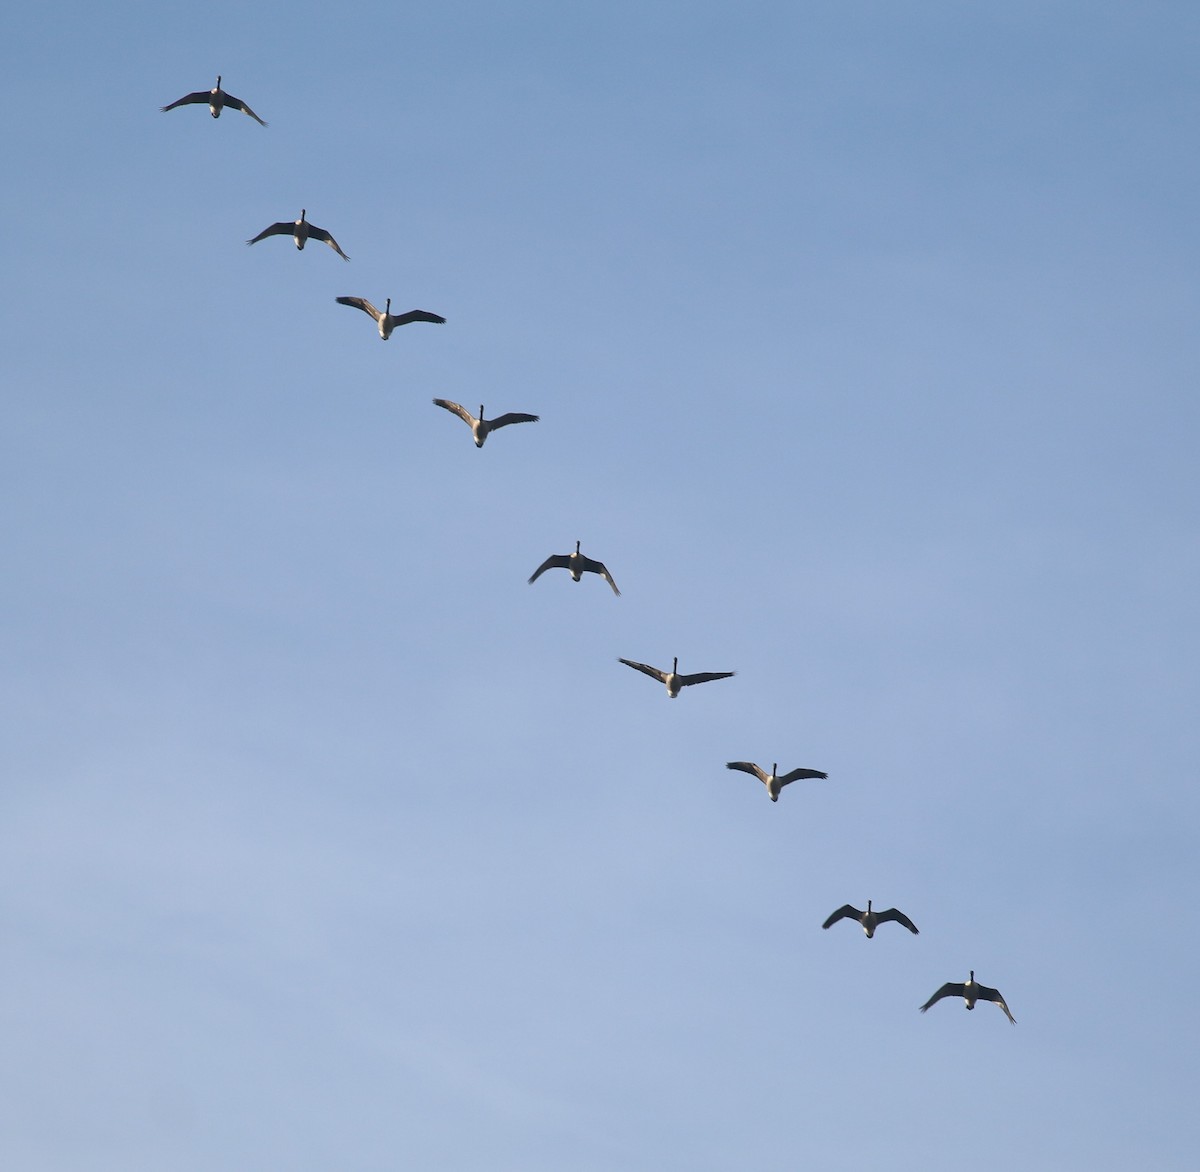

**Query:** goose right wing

left=725, top=761, right=768, bottom=784
left=528, top=554, right=570, bottom=584
left=246, top=221, right=291, bottom=245
left=433, top=399, right=474, bottom=426
left=160, top=90, right=209, bottom=112
left=618, top=659, right=667, bottom=684
left=821, top=904, right=862, bottom=930
left=336, top=296, right=380, bottom=320
left=920, top=982, right=965, bottom=1012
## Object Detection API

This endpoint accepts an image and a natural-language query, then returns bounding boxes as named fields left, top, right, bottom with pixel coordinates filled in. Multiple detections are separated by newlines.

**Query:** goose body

left=433, top=400, right=539, bottom=447
left=618, top=656, right=734, bottom=698
left=920, top=971, right=1016, bottom=1024
left=725, top=760, right=828, bottom=802
left=337, top=296, right=446, bottom=339
left=822, top=899, right=919, bottom=937
left=528, top=541, right=619, bottom=595
left=161, top=76, right=267, bottom=125
left=247, top=210, right=349, bottom=260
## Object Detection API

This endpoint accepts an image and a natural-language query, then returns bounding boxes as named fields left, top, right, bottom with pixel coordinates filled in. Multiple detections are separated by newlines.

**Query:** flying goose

left=528, top=541, right=619, bottom=595
left=247, top=211, right=349, bottom=260
left=160, top=76, right=267, bottom=125
left=336, top=297, right=446, bottom=339
left=822, top=900, right=919, bottom=937
left=618, top=656, right=734, bottom=698
left=920, top=971, right=1016, bottom=1024
left=432, top=400, right=539, bottom=447
left=725, top=760, right=828, bottom=802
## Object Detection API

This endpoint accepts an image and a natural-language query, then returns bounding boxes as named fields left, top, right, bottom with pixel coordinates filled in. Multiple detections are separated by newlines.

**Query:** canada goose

left=160, top=76, right=267, bottom=125
left=725, top=760, right=828, bottom=802
left=247, top=211, right=349, bottom=260
left=920, top=971, right=1016, bottom=1024
left=432, top=400, right=539, bottom=447
left=336, top=297, right=446, bottom=339
left=822, top=900, right=919, bottom=937
left=618, top=656, right=734, bottom=698
left=528, top=541, right=619, bottom=595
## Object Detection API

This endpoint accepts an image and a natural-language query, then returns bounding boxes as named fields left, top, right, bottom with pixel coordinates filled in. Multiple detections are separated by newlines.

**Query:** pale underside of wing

left=528, top=554, right=571, bottom=584
left=978, top=986, right=1017, bottom=1023
left=308, top=226, right=350, bottom=259
left=876, top=908, right=920, bottom=934
left=581, top=557, right=620, bottom=595
left=618, top=659, right=668, bottom=684
left=678, top=670, right=735, bottom=688
left=920, top=982, right=966, bottom=1012
left=726, top=761, right=769, bottom=784
left=336, top=296, right=381, bottom=320
left=226, top=94, right=267, bottom=125
left=433, top=399, right=476, bottom=426
left=822, top=904, right=865, bottom=930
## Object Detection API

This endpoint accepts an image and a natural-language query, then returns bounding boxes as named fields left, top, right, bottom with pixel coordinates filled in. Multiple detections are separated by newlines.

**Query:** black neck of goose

left=867, top=900, right=872, bottom=913
left=479, top=406, right=485, bottom=420
left=385, top=298, right=391, bottom=315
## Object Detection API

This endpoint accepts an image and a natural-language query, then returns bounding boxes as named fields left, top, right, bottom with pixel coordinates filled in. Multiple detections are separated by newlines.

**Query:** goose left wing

left=978, top=985, right=1017, bottom=1024
left=224, top=93, right=268, bottom=126
left=678, top=670, right=735, bottom=688
left=581, top=556, right=620, bottom=595
left=490, top=412, right=540, bottom=430
left=876, top=908, right=919, bottom=934
left=777, top=767, right=828, bottom=787
left=391, top=310, right=447, bottom=326
left=308, top=226, right=349, bottom=260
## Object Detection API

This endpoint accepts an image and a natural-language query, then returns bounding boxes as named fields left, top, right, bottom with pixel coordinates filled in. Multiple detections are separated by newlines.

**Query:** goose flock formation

left=161, top=75, right=1017, bottom=1028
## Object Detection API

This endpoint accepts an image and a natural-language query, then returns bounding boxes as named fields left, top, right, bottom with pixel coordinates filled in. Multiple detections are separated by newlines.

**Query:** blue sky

left=2, top=2, right=1198, bottom=1168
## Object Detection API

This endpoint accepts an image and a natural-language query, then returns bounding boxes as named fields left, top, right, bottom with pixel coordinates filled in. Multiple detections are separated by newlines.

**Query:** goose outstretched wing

left=725, top=761, right=769, bottom=784
left=822, top=904, right=865, bottom=930
left=528, top=553, right=571, bottom=584
left=246, top=221, right=293, bottom=245
left=390, top=310, right=447, bottom=326
left=336, top=296, right=381, bottom=321
left=490, top=412, right=540, bottom=430
left=307, top=225, right=349, bottom=260
left=160, top=90, right=210, bottom=112
left=433, top=399, right=475, bottom=426
left=876, top=908, right=920, bottom=934
left=581, top=556, right=619, bottom=595
left=678, top=670, right=735, bottom=688
left=224, top=92, right=267, bottom=125
left=920, top=982, right=966, bottom=1013
left=977, top=985, right=1017, bottom=1024
left=618, top=659, right=667, bottom=684
left=777, top=767, right=828, bottom=787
